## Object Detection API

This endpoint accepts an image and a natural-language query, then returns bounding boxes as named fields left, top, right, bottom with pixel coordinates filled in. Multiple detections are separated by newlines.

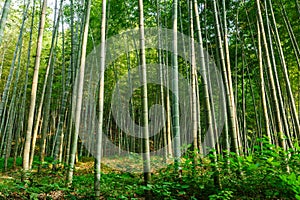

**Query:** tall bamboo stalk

left=67, top=0, right=91, bottom=185
left=94, top=0, right=106, bottom=196
left=23, top=0, right=48, bottom=171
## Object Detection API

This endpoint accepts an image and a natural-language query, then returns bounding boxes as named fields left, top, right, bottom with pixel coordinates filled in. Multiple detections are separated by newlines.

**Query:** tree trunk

left=0, top=0, right=12, bottom=45
left=67, top=0, right=91, bottom=185
left=94, top=0, right=107, bottom=197
left=23, top=0, right=47, bottom=171
left=172, top=0, right=182, bottom=176
left=138, top=1, right=152, bottom=198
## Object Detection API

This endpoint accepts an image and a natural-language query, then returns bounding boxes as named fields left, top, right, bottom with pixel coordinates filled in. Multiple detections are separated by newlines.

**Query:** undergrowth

left=0, top=138, right=299, bottom=199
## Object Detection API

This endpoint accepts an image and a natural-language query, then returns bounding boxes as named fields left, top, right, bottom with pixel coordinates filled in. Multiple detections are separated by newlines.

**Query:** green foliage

left=280, top=173, right=300, bottom=199
left=209, top=190, right=233, bottom=200
left=138, top=139, right=300, bottom=199
left=1, top=140, right=300, bottom=199
left=0, top=157, right=22, bottom=170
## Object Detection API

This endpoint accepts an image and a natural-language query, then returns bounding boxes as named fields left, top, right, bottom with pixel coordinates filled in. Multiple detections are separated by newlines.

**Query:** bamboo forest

left=1, top=0, right=300, bottom=199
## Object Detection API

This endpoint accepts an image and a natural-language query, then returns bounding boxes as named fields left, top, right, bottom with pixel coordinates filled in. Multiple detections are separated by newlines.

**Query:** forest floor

left=0, top=146, right=300, bottom=199
left=0, top=156, right=150, bottom=199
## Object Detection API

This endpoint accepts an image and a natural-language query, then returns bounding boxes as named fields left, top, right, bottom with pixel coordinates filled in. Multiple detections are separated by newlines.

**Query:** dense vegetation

left=0, top=0, right=300, bottom=199
left=1, top=140, right=300, bottom=199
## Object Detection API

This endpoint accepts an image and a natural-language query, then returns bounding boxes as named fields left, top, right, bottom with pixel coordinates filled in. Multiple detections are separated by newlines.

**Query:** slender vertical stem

left=23, top=0, right=48, bottom=171
left=94, top=0, right=107, bottom=196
